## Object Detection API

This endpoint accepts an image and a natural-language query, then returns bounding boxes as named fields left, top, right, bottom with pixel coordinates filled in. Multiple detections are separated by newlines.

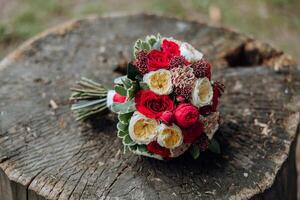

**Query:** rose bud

left=174, top=103, right=199, bottom=128
left=113, top=93, right=126, bottom=103
left=176, top=95, right=186, bottom=103
left=160, top=111, right=174, bottom=125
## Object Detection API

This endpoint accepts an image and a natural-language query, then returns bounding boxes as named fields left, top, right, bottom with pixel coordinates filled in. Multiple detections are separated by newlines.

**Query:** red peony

left=160, top=111, right=174, bottom=125
left=162, top=39, right=180, bottom=59
left=135, top=90, right=174, bottom=119
left=182, top=122, right=204, bottom=143
left=113, top=93, right=126, bottom=103
left=147, top=141, right=170, bottom=158
left=147, top=49, right=170, bottom=71
left=174, top=103, right=199, bottom=128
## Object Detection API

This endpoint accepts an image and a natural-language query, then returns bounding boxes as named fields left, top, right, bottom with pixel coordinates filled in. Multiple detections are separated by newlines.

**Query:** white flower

left=143, top=69, right=173, bottom=95
left=157, top=124, right=183, bottom=149
left=180, top=42, right=203, bottom=62
left=128, top=112, right=158, bottom=144
left=192, top=77, right=213, bottom=107
left=106, top=90, right=116, bottom=108
left=200, top=112, right=220, bottom=139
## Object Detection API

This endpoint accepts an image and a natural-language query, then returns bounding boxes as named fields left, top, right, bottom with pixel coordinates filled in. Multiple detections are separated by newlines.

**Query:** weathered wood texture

left=0, top=14, right=299, bottom=200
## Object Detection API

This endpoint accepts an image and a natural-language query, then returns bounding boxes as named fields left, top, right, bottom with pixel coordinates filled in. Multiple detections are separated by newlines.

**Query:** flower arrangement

left=70, top=34, right=224, bottom=160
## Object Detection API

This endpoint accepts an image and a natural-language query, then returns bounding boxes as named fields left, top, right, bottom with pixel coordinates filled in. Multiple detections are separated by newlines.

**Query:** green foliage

left=133, top=34, right=161, bottom=57
left=122, top=135, right=135, bottom=146
left=127, top=62, right=140, bottom=81
left=189, top=144, right=200, bottom=159
left=118, top=113, right=133, bottom=125
left=110, top=100, right=136, bottom=114
left=116, top=112, right=136, bottom=147
left=129, top=145, right=163, bottom=160
left=115, top=74, right=139, bottom=100
left=114, top=85, right=127, bottom=96
left=139, top=82, right=150, bottom=90
left=208, top=138, right=221, bottom=154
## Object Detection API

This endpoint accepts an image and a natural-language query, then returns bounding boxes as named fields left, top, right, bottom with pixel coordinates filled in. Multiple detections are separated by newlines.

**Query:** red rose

left=147, top=49, right=170, bottom=71
left=174, top=103, right=199, bottom=128
left=113, top=93, right=126, bottom=103
left=182, top=122, right=204, bottom=143
left=160, top=111, right=174, bottom=125
left=162, top=39, right=180, bottom=59
left=135, top=90, right=174, bottom=119
left=147, top=141, right=170, bottom=158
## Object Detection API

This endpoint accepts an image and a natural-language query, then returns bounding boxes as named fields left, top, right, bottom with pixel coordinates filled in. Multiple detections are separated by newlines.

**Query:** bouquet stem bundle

left=70, top=78, right=108, bottom=121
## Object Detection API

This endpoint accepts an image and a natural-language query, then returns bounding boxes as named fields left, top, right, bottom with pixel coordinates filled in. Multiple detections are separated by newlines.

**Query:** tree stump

left=0, top=14, right=299, bottom=200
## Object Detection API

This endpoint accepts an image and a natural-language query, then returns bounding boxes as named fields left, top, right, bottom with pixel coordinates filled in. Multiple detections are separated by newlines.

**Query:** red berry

left=191, top=59, right=212, bottom=80
left=134, top=50, right=148, bottom=75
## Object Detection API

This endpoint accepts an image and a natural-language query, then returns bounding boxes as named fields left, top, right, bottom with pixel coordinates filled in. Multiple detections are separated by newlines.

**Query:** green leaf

left=139, top=82, right=149, bottom=90
left=117, top=130, right=128, bottom=138
left=114, top=85, right=127, bottom=96
left=130, top=145, right=163, bottom=160
left=118, top=112, right=133, bottom=124
left=111, top=100, right=136, bottom=114
left=208, top=139, right=221, bottom=154
left=127, top=63, right=140, bottom=81
left=117, top=122, right=128, bottom=132
left=123, top=135, right=136, bottom=146
left=145, top=34, right=161, bottom=47
left=133, top=34, right=161, bottom=57
left=121, top=78, right=133, bottom=89
left=189, top=144, right=200, bottom=159
left=114, top=76, right=127, bottom=85
left=126, top=84, right=137, bottom=99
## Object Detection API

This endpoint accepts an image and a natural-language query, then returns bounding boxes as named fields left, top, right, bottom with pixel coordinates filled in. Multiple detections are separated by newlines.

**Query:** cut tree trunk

left=0, top=14, right=299, bottom=200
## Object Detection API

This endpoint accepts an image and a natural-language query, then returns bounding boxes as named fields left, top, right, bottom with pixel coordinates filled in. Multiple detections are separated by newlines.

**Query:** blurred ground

left=0, top=0, right=300, bottom=194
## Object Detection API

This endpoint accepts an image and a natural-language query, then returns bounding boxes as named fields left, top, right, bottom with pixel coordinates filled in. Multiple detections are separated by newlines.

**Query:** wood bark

left=0, top=14, right=299, bottom=200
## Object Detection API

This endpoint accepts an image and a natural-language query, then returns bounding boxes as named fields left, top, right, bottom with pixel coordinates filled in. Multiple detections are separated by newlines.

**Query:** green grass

left=0, top=0, right=299, bottom=60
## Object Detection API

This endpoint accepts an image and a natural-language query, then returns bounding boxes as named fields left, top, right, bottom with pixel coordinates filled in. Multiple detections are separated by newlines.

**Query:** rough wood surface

left=0, top=14, right=299, bottom=200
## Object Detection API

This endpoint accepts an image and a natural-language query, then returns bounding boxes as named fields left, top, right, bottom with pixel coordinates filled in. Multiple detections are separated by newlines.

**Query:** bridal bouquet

left=70, top=34, right=224, bottom=160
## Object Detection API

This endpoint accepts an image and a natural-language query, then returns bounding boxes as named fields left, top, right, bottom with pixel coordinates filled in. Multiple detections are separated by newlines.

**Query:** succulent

left=170, top=66, right=196, bottom=98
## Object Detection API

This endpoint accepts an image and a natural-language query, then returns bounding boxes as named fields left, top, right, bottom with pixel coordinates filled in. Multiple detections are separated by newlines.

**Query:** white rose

left=128, top=112, right=158, bottom=144
left=157, top=124, right=183, bottom=149
left=143, top=69, right=173, bottom=95
left=192, top=77, right=213, bottom=107
left=180, top=42, right=203, bottom=62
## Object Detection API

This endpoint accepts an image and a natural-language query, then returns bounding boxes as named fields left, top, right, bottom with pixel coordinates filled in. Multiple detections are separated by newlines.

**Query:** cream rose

left=180, top=42, right=203, bottom=62
left=157, top=124, right=183, bottom=149
left=143, top=69, right=173, bottom=95
left=128, top=112, right=158, bottom=144
left=192, top=77, right=213, bottom=107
